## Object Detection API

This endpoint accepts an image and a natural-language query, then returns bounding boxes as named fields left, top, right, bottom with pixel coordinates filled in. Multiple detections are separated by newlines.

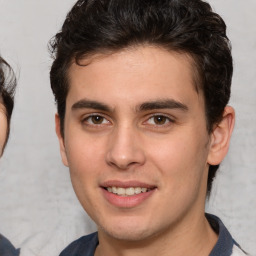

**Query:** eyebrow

left=71, top=98, right=188, bottom=113
left=72, top=99, right=111, bottom=112
left=138, top=99, right=188, bottom=112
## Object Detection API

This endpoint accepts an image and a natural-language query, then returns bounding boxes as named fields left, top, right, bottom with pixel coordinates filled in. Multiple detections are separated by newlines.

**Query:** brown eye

left=91, top=115, right=104, bottom=124
left=84, top=115, right=109, bottom=125
left=153, top=116, right=167, bottom=125
left=146, top=115, right=173, bottom=126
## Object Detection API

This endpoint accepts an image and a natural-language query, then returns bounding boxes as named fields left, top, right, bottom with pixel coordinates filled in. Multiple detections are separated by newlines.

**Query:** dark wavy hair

left=49, top=0, right=233, bottom=195
left=0, top=56, right=16, bottom=154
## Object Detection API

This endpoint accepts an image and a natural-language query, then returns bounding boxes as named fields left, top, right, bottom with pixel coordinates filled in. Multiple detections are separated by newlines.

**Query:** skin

left=56, top=46, right=235, bottom=256
left=0, top=104, right=7, bottom=155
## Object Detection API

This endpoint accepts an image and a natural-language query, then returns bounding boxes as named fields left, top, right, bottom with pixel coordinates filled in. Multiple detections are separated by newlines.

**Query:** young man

left=0, top=56, right=19, bottom=256
left=50, top=0, right=246, bottom=255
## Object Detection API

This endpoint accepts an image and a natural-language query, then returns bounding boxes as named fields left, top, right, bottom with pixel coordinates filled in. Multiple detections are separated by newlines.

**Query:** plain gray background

left=0, top=0, right=255, bottom=255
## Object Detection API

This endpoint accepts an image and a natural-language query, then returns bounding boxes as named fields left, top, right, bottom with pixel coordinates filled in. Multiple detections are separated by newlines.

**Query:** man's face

left=57, top=46, right=213, bottom=241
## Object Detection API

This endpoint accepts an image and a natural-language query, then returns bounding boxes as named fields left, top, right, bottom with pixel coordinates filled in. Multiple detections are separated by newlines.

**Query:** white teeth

left=117, top=187, right=126, bottom=196
left=125, top=187, right=135, bottom=196
left=112, top=187, right=117, bottom=193
left=134, top=187, right=142, bottom=194
left=106, top=186, right=150, bottom=196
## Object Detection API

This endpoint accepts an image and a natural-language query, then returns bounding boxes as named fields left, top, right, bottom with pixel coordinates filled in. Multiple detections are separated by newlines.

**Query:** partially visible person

left=0, top=56, right=19, bottom=256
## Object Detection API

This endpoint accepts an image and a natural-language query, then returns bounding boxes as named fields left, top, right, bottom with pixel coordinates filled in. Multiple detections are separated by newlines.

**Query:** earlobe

left=55, top=114, right=69, bottom=167
left=207, top=106, right=235, bottom=165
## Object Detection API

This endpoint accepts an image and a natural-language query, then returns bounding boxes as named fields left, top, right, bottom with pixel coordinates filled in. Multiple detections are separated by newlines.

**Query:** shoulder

left=0, top=234, right=20, bottom=256
left=59, top=232, right=98, bottom=256
left=206, top=214, right=247, bottom=256
left=231, top=245, right=248, bottom=256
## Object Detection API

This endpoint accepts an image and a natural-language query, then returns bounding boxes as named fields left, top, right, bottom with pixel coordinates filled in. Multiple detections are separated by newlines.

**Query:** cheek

left=146, top=133, right=209, bottom=188
left=65, top=135, right=107, bottom=215
left=146, top=134, right=209, bottom=216
left=68, top=141, right=103, bottom=169
left=0, top=112, right=7, bottom=153
left=65, top=133, right=106, bottom=188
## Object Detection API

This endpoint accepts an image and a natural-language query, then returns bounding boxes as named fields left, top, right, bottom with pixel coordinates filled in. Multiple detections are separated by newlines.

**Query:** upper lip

left=100, top=180, right=157, bottom=189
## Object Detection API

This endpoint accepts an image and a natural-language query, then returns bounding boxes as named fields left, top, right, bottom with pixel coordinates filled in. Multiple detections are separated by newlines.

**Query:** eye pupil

left=92, top=116, right=103, bottom=124
left=154, top=116, right=166, bottom=125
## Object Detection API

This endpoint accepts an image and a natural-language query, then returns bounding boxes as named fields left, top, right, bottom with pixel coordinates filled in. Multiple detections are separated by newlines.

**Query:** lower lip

left=101, top=188, right=156, bottom=208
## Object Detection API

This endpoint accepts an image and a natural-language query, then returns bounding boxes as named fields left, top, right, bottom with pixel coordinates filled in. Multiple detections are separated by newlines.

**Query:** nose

left=105, top=125, right=146, bottom=170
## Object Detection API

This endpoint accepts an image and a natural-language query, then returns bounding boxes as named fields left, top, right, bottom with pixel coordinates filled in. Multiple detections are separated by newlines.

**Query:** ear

left=207, top=106, right=235, bottom=165
left=55, top=114, right=69, bottom=167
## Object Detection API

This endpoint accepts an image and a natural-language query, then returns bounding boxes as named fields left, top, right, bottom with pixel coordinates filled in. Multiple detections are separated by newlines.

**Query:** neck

left=95, top=213, right=218, bottom=256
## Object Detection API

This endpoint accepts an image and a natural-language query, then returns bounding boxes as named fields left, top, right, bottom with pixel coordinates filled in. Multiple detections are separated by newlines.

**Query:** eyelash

left=82, top=114, right=111, bottom=126
left=144, top=114, right=174, bottom=127
left=81, top=113, right=175, bottom=128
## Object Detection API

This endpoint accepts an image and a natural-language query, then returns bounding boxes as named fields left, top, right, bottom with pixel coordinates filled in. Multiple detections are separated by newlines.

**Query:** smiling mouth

left=104, top=187, right=153, bottom=196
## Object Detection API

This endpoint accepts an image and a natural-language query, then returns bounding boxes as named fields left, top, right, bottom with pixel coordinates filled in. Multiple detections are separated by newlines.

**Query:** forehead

left=66, top=46, right=202, bottom=109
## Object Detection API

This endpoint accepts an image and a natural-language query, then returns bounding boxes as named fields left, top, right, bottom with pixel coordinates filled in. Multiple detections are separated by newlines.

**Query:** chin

left=97, top=219, right=160, bottom=242
left=102, top=228, right=152, bottom=241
